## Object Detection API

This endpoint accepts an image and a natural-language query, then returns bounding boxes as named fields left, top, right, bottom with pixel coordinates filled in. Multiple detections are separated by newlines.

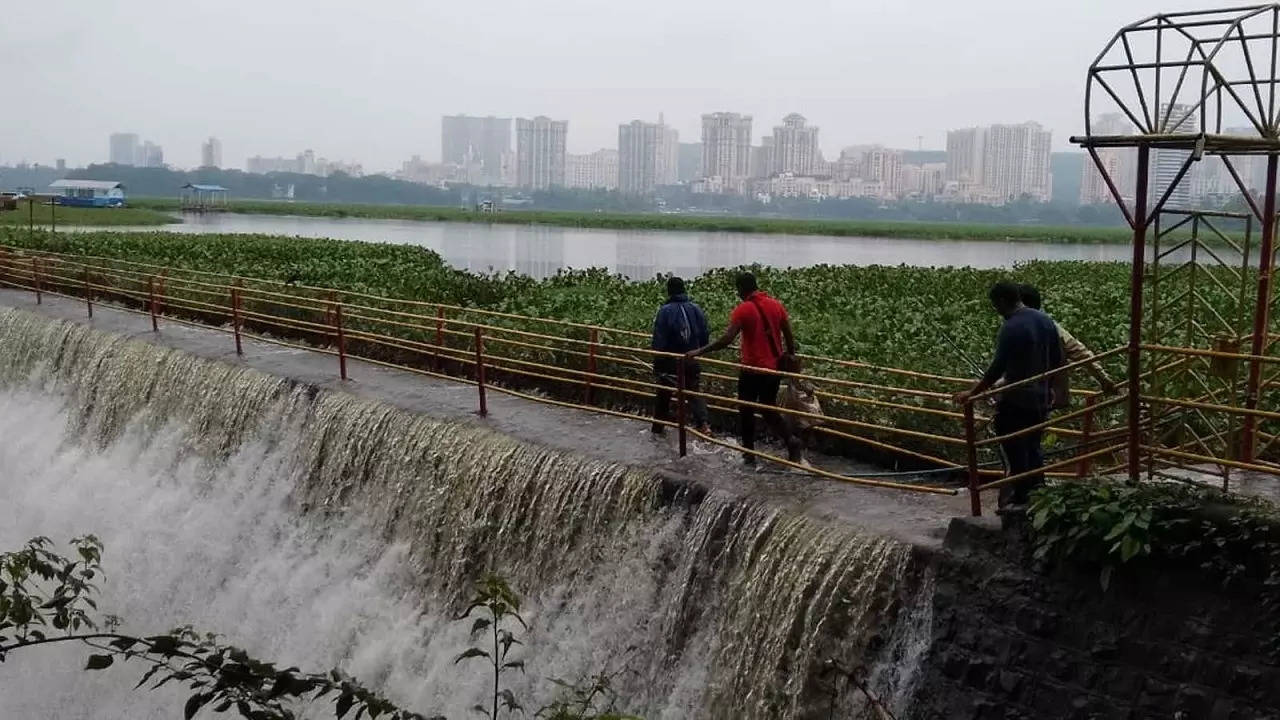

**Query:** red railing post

left=32, top=257, right=42, bottom=305
left=676, top=356, right=688, bottom=457
left=1078, top=395, right=1097, bottom=478
left=231, top=285, right=244, bottom=356
left=964, top=401, right=982, bottom=517
left=432, top=303, right=448, bottom=368
left=83, top=266, right=92, bottom=318
left=334, top=301, right=348, bottom=381
left=147, top=276, right=159, bottom=331
left=474, top=326, right=488, bottom=417
left=586, top=328, right=598, bottom=404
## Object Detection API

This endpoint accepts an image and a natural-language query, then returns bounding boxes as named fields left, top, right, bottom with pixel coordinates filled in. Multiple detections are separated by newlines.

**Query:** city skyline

left=0, top=0, right=1223, bottom=170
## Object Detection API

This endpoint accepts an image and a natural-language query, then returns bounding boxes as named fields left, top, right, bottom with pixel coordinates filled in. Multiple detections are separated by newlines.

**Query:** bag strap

left=749, top=296, right=783, bottom=360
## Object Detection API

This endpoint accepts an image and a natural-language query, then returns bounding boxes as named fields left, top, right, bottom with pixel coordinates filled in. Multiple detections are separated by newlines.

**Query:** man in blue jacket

left=651, top=276, right=711, bottom=435
left=954, top=281, right=1064, bottom=507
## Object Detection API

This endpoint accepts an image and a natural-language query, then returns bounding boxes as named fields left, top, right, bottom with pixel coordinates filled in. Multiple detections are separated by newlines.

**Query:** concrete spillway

left=0, top=294, right=953, bottom=719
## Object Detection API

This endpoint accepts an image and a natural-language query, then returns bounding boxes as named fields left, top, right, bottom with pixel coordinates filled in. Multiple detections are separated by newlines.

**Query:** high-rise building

left=442, top=115, right=512, bottom=186
left=566, top=149, right=619, bottom=190
left=1080, top=113, right=1136, bottom=205
left=201, top=137, right=223, bottom=168
left=677, top=143, right=702, bottom=182
left=1152, top=103, right=1194, bottom=208
left=770, top=113, right=819, bottom=176
left=749, top=139, right=774, bottom=179
left=946, top=127, right=986, bottom=183
left=982, top=122, right=1052, bottom=202
left=617, top=118, right=678, bottom=195
left=700, top=112, right=752, bottom=190
left=55, top=159, right=66, bottom=172
left=109, top=133, right=139, bottom=166
left=516, top=117, right=568, bottom=190
left=140, top=141, right=164, bottom=168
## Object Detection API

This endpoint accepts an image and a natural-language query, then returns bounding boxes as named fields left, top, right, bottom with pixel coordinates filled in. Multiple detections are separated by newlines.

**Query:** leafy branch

left=455, top=574, right=527, bottom=719
left=0, top=536, right=438, bottom=720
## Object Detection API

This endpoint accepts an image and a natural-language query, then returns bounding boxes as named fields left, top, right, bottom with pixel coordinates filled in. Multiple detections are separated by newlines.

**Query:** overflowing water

left=0, top=308, right=931, bottom=719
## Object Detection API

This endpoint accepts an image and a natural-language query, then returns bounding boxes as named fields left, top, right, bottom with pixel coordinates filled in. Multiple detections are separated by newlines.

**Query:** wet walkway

left=0, top=288, right=973, bottom=548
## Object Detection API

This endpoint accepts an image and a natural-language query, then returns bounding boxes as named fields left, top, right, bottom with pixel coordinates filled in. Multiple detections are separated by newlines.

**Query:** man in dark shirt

left=651, top=276, right=710, bottom=435
left=954, top=281, right=1064, bottom=506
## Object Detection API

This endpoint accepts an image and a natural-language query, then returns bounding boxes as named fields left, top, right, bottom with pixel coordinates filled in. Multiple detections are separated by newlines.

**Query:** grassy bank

left=0, top=204, right=175, bottom=227
left=130, top=196, right=1134, bottom=244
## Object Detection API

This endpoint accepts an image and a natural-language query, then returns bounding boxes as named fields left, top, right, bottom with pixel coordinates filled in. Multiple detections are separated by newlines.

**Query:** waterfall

left=0, top=307, right=930, bottom=719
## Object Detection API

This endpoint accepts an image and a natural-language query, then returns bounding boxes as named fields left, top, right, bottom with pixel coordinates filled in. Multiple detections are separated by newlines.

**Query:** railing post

left=964, top=400, right=982, bottom=517
left=32, top=257, right=42, bottom=305
left=586, top=328, right=598, bottom=404
left=676, top=356, right=688, bottom=457
left=435, top=306, right=445, bottom=371
left=1078, top=394, right=1097, bottom=479
left=474, top=326, right=488, bottom=417
left=148, top=276, right=159, bottom=331
left=231, top=285, right=243, bottom=356
left=83, top=266, right=92, bottom=318
left=334, top=301, right=348, bottom=381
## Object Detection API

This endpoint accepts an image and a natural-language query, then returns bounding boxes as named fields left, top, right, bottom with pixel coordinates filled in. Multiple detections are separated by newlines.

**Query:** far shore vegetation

left=128, top=196, right=1137, bottom=244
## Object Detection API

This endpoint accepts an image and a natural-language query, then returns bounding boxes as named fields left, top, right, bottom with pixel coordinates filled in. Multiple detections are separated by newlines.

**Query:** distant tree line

left=37, top=163, right=1129, bottom=227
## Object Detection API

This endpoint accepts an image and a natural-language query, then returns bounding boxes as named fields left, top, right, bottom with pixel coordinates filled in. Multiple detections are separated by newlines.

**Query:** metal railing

left=2, top=245, right=1262, bottom=515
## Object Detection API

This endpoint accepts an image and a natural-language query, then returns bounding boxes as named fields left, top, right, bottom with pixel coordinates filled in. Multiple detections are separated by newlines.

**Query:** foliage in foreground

left=1028, top=481, right=1280, bottom=654
left=0, top=536, right=645, bottom=720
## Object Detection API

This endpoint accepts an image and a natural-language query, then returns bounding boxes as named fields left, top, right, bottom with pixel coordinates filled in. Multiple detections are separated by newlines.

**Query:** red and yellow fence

left=1, top=245, right=1267, bottom=514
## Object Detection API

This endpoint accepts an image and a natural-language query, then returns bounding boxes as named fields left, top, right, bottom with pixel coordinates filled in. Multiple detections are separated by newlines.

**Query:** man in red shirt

left=687, top=272, right=801, bottom=465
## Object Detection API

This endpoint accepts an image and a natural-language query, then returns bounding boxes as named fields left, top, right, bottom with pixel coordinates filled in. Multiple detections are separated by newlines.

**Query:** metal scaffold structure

left=1073, top=4, right=1280, bottom=486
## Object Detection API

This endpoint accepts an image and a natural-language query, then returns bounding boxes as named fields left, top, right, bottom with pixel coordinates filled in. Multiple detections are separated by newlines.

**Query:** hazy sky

left=0, top=0, right=1227, bottom=171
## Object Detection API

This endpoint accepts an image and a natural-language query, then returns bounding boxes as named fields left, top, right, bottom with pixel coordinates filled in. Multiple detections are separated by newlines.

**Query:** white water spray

left=0, top=308, right=930, bottom=719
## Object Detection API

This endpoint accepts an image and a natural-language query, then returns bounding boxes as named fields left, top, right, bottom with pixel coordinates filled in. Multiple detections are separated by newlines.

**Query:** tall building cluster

left=442, top=116, right=512, bottom=186
left=201, top=137, right=222, bottom=169
left=944, top=122, right=1053, bottom=203
left=377, top=111, right=1075, bottom=205
left=245, top=149, right=362, bottom=177
left=108, top=132, right=164, bottom=168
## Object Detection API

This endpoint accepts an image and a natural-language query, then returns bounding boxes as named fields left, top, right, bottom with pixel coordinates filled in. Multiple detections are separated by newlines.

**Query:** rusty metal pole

left=83, top=267, right=92, bottom=318
left=434, top=306, right=445, bottom=371
left=334, top=301, right=348, bottom=381
left=586, top=328, right=598, bottom=404
left=474, top=326, right=488, bottom=417
left=676, top=356, right=688, bottom=457
left=964, top=401, right=981, bottom=517
left=231, top=286, right=243, bottom=356
left=148, top=276, right=159, bottom=331
left=32, top=257, right=41, bottom=305
left=1126, top=145, right=1152, bottom=484
left=1242, top=154, right=1279, bottom=462
left=1078, top=395, right=1097, bottom=478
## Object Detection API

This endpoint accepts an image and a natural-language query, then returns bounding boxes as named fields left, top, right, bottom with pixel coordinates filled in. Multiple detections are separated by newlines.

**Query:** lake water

left=75, top=213, right=1137, bottom=280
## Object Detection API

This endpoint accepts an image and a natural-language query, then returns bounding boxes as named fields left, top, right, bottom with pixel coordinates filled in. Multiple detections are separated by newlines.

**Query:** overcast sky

left=0, top=0, right=1229, bottom=171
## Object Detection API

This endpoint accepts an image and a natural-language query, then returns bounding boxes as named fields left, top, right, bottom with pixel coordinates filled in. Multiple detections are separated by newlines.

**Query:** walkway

left=0, top=288, right=972, bottom=549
